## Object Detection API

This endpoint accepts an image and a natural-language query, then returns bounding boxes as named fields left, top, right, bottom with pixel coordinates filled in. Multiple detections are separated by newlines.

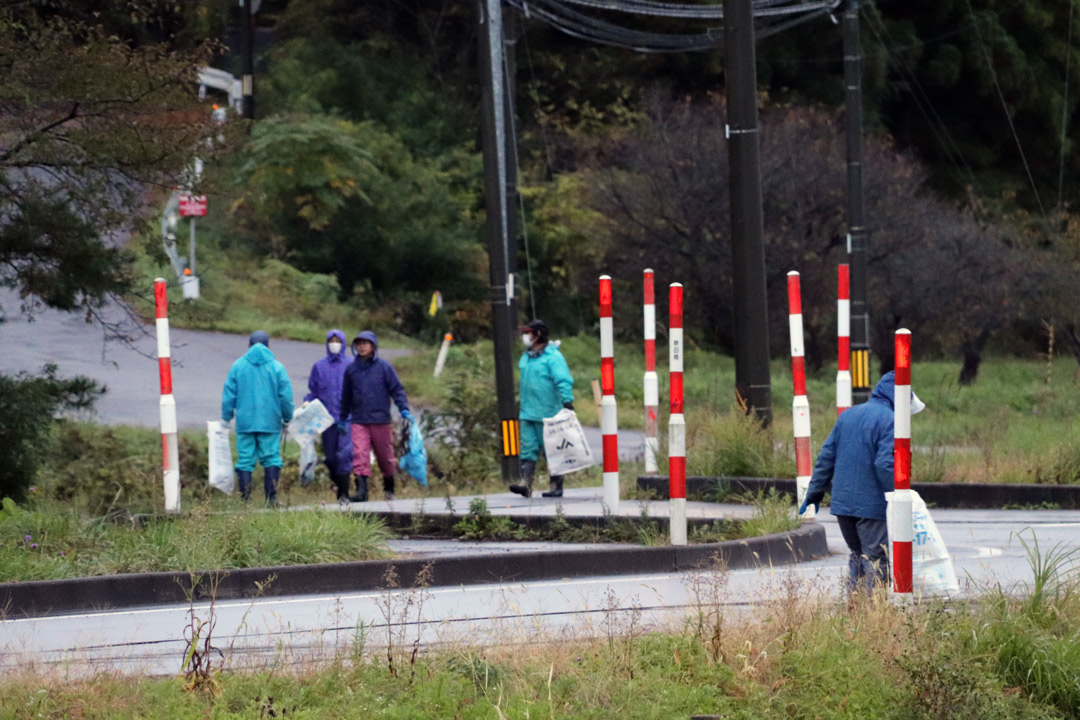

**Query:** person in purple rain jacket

left=304, top=329, right=353, bottom=504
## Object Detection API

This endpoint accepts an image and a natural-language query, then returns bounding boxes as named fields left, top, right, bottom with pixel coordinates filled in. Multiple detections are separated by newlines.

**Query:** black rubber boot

left=510, top=460, right=536, bottom=498
left=264, top=466, right=281, bottom=506
left=383, top=474, right=395, bottom=501
left=332, top=473, right=351, bottom=502
left=350, top=475, right=369, bottom=503
left=542, top=475, right=564, bottom=498
left=236, top=470, right=253, bottom=502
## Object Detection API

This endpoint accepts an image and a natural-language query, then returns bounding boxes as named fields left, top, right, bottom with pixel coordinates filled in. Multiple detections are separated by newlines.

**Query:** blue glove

left=402, top=409, right=414, bottom=422
left=337, top=420, right=348, bottom=435
left=798, top=498, right=813, bottom=515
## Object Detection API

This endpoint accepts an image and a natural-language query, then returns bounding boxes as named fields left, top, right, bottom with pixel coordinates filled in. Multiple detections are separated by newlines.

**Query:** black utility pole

left=844, top=0, right=871, bottom=402
left=479, top=0, right=521, bottom=482
left=242, top=0, right=255, bottom=119
left=724, top=0, right=772, bottom=425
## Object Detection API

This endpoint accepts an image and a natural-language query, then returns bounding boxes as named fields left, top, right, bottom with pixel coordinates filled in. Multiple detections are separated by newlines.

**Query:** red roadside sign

left=178, top=194, right=208, bottom=217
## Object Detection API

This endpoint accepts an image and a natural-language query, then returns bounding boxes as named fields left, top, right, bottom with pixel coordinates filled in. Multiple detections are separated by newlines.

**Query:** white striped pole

left=154, top=279, right=181, bottom=513
left=668, top=283, right=687, bottom=545
left=837, top=264, right=852, bottom=416
left=787, top=272, right=814, bottom=520
left=599, top=275, right=621, bottom=512
left=643, top=269, right=659, bottom=473
left=893, top=329, right=914, bottom=599
left=433, top=333, right=453, bottom=377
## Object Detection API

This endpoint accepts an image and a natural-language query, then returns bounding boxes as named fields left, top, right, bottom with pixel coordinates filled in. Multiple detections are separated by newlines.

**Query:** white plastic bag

left=207, top=420, right=234, bottom=494
left=542, top=408, right=596, bottom=475
left=887, top=489, right=960, bottom=597
left=287, top=399, right=335, bottom=444
left=299, top=439, right=318, bottom=487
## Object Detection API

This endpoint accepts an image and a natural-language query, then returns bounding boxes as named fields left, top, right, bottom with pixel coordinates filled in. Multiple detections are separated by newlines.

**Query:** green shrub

left=0, top=365, right=102, bottom=503
left=688, top=407, right=795, bottom=478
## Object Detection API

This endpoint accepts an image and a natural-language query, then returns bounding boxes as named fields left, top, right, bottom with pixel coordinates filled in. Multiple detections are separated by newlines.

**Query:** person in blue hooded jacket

left=800, top=371, right=925, bottom=594
left=221, top=331, right=295, bottom=504
left=304, top=329, right=353, bottom=504
left=339, top=331, right=413, bottom=501
left=512, top=319, right=575, bottom=498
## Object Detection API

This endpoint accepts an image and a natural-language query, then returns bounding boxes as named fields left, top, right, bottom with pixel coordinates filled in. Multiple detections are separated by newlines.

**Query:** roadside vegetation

left=4, top=542, right=1078, bottom=719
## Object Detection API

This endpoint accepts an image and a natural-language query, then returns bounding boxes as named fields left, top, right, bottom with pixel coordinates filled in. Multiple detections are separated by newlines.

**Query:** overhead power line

left=509, top=0, right=841, bottom=53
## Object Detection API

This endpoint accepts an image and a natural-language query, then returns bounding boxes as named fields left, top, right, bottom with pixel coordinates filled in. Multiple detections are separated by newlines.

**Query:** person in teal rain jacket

left=512, top=319, right=575, bottom=498
left=222, top=330, right=295, bottom=504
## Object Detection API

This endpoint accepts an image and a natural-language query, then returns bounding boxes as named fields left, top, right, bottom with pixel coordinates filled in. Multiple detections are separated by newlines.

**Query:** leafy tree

left=0, top=4, right=217, bottom=499
left=235, top=115, right=485, bottom=300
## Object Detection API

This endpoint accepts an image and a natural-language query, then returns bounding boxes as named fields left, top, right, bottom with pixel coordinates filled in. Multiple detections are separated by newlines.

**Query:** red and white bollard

left=154, top=278, right=181, bottom=513
left=787, top=272, right=814, bottom=520
left=668, top=282, right=687, bottom=545
left=599, top=275, right=621, bottom=512
left=433, top=333, right=453, bottom=377
left=643, top=269, right=659, bottom=473
left=837, top=264, right=852, bottom=416
left=892, top=329, right=914, bottom=600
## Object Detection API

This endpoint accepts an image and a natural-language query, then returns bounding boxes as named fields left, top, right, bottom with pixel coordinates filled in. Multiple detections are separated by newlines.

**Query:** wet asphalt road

left=1, top=504, right=1076, bottom=676
left=0, top=289, right=648, bottom=458
left=0, top=289, right=410, bottom=430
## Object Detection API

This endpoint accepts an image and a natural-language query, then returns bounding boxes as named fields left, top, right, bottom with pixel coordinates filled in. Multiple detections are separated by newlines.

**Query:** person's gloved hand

left=402, top=409, right=414, bottom=423
left=798, top=498, right=817, bottom=515
left=221, top=417, right=233, bottom=429
left=337, top=420, right=348, bottom=435
left=563, top=402, right=575, bottom=411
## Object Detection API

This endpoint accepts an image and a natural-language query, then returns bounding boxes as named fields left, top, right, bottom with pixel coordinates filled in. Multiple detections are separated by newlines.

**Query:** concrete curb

left=0, top=524, right=827, bottom=619
left=637, top=475, right=1080, bottom=509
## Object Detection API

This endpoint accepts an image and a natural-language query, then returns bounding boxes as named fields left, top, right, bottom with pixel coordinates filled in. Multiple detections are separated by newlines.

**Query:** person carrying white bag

left=513, top=319, right=577, bottom=498
left=800, top=372, right=930, bottom=596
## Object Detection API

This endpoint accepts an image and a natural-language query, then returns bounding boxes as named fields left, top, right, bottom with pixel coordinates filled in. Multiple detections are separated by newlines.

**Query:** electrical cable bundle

left=505, top=0, right=842, bottom=52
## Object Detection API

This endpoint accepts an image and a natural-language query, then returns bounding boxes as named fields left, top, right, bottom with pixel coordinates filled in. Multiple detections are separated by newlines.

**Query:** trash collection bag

left=207, top=420, right=234, bottom=494
left=398, top=417, right=428, bottom=486
left=287, top=399, right=334, bottom=444
left=886, top=489, right=960, bottom=597
left=542, top=408, right=596, bottom=475
left=299, top=439, right=318, bottom=487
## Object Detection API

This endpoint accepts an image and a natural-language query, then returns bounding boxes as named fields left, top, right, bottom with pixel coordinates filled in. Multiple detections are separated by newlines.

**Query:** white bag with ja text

left=886, top=489, right=960, bottom=597
left=542, top=409, right=596, bottom=475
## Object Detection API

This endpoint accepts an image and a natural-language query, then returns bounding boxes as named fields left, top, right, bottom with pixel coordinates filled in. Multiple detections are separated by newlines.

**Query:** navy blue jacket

left=339, top=332, right=409, bottom=425
left=806, top=372, right=897, bottom=520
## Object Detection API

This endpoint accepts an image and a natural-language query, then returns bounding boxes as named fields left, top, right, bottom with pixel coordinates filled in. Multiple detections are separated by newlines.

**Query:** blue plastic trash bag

left=399, top=418, right=428, bottom=486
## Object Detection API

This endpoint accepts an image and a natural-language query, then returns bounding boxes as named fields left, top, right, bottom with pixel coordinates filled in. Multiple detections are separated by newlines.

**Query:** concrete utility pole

left=479, top=0, right=521, bottom=482
left=242, top=0, right=255, bottom=120
left=724, top=0, right=773, bottom=425
left=844, top=0, right=871, bottom=403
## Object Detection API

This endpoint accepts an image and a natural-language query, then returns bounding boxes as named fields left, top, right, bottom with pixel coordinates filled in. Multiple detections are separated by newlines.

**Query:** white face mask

left=522, top=334, right=534, bottom=348
left=328, top=341, right=343, bottom=354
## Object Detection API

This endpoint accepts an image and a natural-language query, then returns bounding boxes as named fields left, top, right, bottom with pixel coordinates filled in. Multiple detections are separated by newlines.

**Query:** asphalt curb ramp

left=637, top=475, right=1080, bottom=509
left=0, top=524, right=827, bottom=619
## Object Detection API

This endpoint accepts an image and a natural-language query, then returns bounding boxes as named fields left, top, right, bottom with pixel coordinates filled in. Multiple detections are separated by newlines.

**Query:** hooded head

left=326, top=329, right=346, bottom=358
left=352, top=330, right=378, bottom=360
left=871, top=371, right=925, bottom=414
left=249, top=330, right=270, bottom=348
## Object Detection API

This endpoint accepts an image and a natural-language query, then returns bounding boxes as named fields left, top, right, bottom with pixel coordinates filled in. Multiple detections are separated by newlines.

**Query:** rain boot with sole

left=350, top=475, right=369, bottom=503
left=510, top=460, right=536, bottom=498
left=264, top=466, right=281, bottom=506
left=541, top=475, right=564, bottom=498
left=236, top=470, right=253, bottom=502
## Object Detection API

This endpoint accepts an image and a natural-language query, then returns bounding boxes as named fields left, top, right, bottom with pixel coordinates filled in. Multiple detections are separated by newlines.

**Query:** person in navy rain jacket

left=339, top=331, right=413, bottom=501
left=800, top=371, right=925, bottom=594
left=221, top=331, right=294, bottom=504
left=304, top=329, right=353, bottom=504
